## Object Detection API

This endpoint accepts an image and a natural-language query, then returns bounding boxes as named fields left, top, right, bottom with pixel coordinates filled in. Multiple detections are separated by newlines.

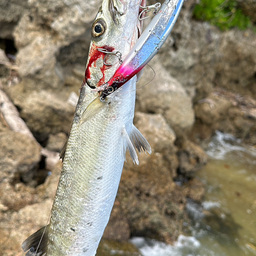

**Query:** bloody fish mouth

left=84, top=44, right=115, bottom=89
left=84, top=0, right=146, bottom=89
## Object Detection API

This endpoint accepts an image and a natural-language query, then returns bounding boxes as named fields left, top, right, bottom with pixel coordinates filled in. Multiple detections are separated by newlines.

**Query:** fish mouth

left=84, top=0, right=146, bottom=89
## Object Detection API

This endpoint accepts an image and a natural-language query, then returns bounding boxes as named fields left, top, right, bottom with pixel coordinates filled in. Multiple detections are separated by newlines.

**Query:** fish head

left=84, top=0, right=146, bottom=89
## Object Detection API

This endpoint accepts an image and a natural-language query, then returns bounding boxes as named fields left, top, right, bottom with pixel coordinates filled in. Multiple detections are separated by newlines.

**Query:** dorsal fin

left=22, top=225, right=49, bottom=256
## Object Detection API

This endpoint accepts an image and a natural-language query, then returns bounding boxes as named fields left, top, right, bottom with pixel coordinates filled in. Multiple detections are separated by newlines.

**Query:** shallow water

left=131, top=131, right=256, bottom=256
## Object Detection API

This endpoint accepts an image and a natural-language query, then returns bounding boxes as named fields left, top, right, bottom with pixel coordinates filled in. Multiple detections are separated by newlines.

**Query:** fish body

left=22, top=0, right=150, bottom=255
left=46, top=78, right=141, bottom=256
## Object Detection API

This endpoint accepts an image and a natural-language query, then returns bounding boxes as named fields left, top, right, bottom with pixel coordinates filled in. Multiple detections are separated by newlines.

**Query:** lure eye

left=92, top=19, right=106, bottom=37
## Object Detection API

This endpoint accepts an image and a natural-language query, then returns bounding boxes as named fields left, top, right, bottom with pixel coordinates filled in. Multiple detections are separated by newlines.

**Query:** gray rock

left=159, top=21, right=220, bottom=100
left=6, top=87, right=75, bottom=143
left=215, top=29, right=256, bottom=97
left=13, top=0, right=101, bottom=91
left=15, top=35, right=62, bottom=89
left=134, top=112, right=178, bottom=177
left=0, top=0, right=28, bottom=39
left=194, top=94, right=232, bottom=126
left=0, top=130, right=41, bottom=184
left=6, top=199, right=52, bottom=253
left=46, top=132, right=67, bottom=152
left=103, top=202, right=130, bottom=241
left=160, top=13, right=256, bottom=99
left=137, top=56, right=195, bottom=132
left=176, top=138, right=208, bottom=178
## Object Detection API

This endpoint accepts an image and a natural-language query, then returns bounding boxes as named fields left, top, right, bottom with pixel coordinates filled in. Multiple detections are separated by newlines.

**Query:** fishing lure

left=98, top=0, right=185, bottom=100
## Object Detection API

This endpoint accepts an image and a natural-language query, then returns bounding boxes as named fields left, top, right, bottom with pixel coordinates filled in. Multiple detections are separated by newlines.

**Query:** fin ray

left=22, top=225, right=49, bottom=256
left=130, top=125, right=151, bottom=154
left=122, top=127, right=139, bottom=165
left=80, top=96, right=105, bottom=124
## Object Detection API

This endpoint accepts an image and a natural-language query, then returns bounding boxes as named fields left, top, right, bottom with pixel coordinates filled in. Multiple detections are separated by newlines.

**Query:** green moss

left=193, top=0, right=253, bottom=30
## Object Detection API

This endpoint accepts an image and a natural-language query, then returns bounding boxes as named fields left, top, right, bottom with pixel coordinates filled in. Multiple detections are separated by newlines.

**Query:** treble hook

left=97, top=48, right=123, bottom=66
left=139, top=2, right=161, bottom=20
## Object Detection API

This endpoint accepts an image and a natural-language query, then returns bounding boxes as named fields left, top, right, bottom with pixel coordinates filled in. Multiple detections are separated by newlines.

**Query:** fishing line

left=117, top=63, right=156, bottom=97
left=35, top=212, right=51, bottom=255
left=136, top=63, right=156, bottom=91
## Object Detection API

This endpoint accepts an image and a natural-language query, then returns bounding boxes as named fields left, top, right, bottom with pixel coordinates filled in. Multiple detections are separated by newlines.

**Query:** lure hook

left=97, top=48, right=123, bottom=66
left=139, top=2, right=161, bottom=20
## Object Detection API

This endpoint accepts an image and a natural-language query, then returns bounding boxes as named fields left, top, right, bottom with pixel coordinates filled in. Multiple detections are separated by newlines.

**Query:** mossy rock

left=193, top=0, right=253, bottom=30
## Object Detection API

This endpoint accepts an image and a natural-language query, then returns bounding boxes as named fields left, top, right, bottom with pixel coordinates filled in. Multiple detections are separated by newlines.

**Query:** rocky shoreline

left=0, top=0, right=255, bottom=255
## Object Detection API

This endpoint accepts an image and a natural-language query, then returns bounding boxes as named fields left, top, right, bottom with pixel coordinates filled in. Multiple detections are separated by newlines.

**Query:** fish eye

left=92, top=19, right=106, bottom=37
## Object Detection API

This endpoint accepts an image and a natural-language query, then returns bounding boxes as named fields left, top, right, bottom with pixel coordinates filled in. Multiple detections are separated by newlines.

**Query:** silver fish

left=22, top=0, right=150, bottom=255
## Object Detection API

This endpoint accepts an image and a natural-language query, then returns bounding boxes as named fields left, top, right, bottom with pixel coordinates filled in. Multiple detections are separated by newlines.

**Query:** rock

left=159, top=20, right=219, bottom=100
left=192, top=87, right=256, bottom=146
left=176, top=138, right=208, bottom=178
left=134, top=112, right=178, bottom=178
left=5, top=87, right=75, bottom=143
left=184, top=178, right=205, bottom=202
left=217, top=88, right=256, bottom=145
left=0, top=114, right=9, bottom=132
left=194, top=93, right=232, bottom=126
left=191, top=90, right=233, bottom=146
left=13, top=0, right=101, bottom=90
left=103, top=202, right=130, bottom=241
left=215, top=29, right=256, bottom=97
left=0, top=199, right=52, bottom=256
left=15, top=35, right=62, bottom=89
left=0, top=130, right=41, bottom=184
left=137, top=56, right=195, bottom=133
left=36, top=161, right=62, bottom=201
left=0, top=181, right=37, bottom=212
left=118, top=112, right=189, bottom=244
left=46, top=132, right=67, bottom=152
left=96, top=239, right=141, bottom=256
left=0, top=0, right=28, bottom=39
left=159, top=8, right=256, bottom=99
left=237, top=0, right=256, bottom=23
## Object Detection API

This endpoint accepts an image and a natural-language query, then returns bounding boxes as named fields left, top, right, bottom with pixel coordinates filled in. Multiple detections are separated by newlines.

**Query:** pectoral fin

left=122, top=127, right=139, bottom=165
left=22, top=225, right=49, bottom=256
left=130, top=125, right=151, bottom=154
left=80, top=96, right=105, bottom=124
left=122, top=125, right=151, bottom=165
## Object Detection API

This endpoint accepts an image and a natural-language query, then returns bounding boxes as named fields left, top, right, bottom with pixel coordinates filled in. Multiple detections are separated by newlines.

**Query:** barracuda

left=22, top=0, right=185, bottom=255
left=22, top=0, right=150, bottom=255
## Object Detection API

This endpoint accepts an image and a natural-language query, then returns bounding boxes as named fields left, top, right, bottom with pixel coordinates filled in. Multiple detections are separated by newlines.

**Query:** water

left=131, top=131, right=256, bottom=255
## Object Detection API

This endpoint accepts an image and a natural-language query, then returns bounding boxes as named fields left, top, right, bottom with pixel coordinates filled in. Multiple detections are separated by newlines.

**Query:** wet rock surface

left=0, top=0, right=255, bottom=255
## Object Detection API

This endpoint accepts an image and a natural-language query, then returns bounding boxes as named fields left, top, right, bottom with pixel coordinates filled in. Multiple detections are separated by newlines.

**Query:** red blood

left=84, top=44, right=114, bottom=87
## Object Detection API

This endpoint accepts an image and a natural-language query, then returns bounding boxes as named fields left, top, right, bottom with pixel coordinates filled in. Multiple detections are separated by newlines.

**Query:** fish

left=22, top=0, right=151, bottom=255
left=98, top=0, right=185, bottom=100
